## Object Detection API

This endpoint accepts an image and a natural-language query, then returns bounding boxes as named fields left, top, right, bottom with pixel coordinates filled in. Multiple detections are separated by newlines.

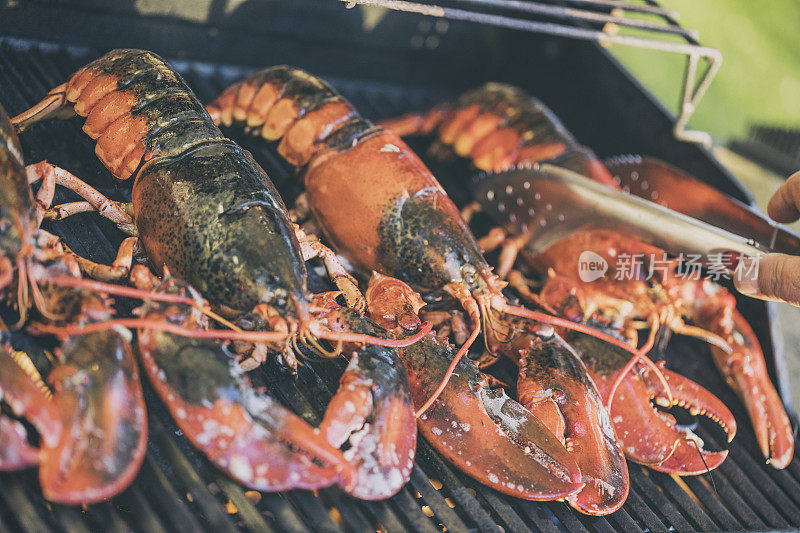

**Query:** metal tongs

left=472, top=160, right=800, bottom=271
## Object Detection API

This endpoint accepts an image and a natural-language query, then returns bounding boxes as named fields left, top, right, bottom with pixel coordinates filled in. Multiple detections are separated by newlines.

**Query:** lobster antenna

left=32, top=318, right=292, bottom=342
left=47, top=275, right=244, bottom=331
left=0, top=256, right=14, bottom=290
left=499, top=300, right=644, bottom=356
left=312, top=321, right=432, bottom=349
left=415, top=319, right=480, bottom=418
left=605, top=314, right=667, bottom=413
left=46, top=275, right=206, bottom=308
left=671, top=321, right=732, bottom=354
left=11, top=258, right=29, bottom=329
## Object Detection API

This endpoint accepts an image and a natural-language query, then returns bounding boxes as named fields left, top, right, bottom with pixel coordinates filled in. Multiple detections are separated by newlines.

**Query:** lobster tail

left=207, top=66, right=377, bottom=167
left=378, top=83, right=620, bottom=188
left=14, top=49, right=225, bottom=181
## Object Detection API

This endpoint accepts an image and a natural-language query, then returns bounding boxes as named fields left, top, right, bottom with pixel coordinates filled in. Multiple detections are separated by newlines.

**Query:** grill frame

left=0, top=2, right=798, bottom=531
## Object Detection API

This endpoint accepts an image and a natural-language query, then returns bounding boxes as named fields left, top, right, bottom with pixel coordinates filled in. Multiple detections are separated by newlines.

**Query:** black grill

left=730, top=125, right=800, bottom=177
left=0, top=1, right=799, bottom=531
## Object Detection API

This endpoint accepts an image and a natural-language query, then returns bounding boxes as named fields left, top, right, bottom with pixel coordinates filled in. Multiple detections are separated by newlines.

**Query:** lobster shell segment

left=40, top=329, right=147, bottom=505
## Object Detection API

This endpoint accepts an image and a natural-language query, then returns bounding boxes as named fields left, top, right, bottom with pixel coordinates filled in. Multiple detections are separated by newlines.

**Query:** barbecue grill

left=1, top=1, right=799, bottom=531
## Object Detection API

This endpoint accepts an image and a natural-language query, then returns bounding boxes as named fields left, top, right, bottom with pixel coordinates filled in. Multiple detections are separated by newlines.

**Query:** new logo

left=578, top=251, right=608, bottom=282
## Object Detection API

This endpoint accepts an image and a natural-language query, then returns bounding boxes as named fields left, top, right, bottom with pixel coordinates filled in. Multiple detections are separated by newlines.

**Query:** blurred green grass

left=612, top=0, right=800, bottom=143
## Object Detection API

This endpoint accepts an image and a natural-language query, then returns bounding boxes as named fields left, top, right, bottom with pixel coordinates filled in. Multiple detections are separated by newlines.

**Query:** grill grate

left=0, top=37, right=799, bottom=532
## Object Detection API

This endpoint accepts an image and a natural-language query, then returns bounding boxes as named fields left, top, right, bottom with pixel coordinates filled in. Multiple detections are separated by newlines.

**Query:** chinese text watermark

left=577, top=251, right=760, bottom=283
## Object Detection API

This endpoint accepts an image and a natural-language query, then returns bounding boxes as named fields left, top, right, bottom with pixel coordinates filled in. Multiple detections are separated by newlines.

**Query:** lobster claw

left=40, top=329, right=147, bottom=504
left=411, top=336, right=583, bottom=500
left=365, top=273, right=584, bottom=501
left=565, top=331, right=735, bottom=474
left=320, top=309, right=417, bottom=500
left=508, top=327, right=628, bottom=515
left=646, top=363, right=735, bottom=474
left=0, top=416, right=41, bottom=469
left=137, top=323, right=352, bottom=492
left=0, top=345, right=52, bottom=470
left=0, top=346, right=61, bottom=457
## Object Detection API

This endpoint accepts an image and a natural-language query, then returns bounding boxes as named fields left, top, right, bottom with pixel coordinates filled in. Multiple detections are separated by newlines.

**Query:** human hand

left=734, top=170, right=800, bottom=305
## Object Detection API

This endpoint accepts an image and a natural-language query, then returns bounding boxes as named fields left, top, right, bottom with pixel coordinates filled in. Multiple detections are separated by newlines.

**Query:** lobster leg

left=63, top=236, right=138, bottom=283
left=503, top=324, right=628, bottom=515
left=295, top=225, right=366, bottom=313
left=26, top=161, right=135, bottom=233
left=24, top=161, right=139, bottom=282
left=477, top=226, right=507, bottom=253
left=475, top=227, right=530, bottom=278
left=365, top=273, right=584, bottom=501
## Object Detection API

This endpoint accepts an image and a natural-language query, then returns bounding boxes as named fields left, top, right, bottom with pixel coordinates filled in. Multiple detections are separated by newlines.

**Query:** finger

left=734, top=253, right=800, bottom=306
left=767, top=171, right=800, bottom=223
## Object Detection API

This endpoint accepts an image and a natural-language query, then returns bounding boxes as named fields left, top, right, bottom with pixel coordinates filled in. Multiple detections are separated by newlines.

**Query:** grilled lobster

left=202, top=66, right=683, bottom=512
left=0, top=102, right=147, bottom=504
left=380, top=83, right=791, bottom=469
left=11, top=49, right=434, bottom=501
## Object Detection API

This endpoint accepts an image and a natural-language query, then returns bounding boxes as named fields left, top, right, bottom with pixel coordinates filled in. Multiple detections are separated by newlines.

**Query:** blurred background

left=615, top=0, right=800, bottom=142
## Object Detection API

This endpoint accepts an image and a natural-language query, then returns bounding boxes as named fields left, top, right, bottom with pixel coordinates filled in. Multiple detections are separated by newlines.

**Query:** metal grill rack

left=341, top=0, right=721, bottom=146
left=0, top=36, right=798, bottom=532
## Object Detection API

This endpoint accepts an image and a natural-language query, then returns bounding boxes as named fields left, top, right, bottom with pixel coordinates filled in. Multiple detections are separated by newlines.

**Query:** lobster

left=379, top=82, right=792, bottom=469
left=11, top=49, right=434, bottom=501
left=0, top=102, right=146, bottom=504
left=202, top=66, right=679, bottom=513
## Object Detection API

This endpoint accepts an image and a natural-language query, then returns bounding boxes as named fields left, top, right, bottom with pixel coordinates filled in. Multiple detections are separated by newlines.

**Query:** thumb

left=734, top=253, right=800, bottom=306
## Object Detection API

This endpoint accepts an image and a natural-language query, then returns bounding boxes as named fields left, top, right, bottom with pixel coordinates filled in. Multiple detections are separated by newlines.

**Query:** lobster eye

left=273, top=288, right=288, bottom=307
left=461, top=264, right=478, bottom=285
